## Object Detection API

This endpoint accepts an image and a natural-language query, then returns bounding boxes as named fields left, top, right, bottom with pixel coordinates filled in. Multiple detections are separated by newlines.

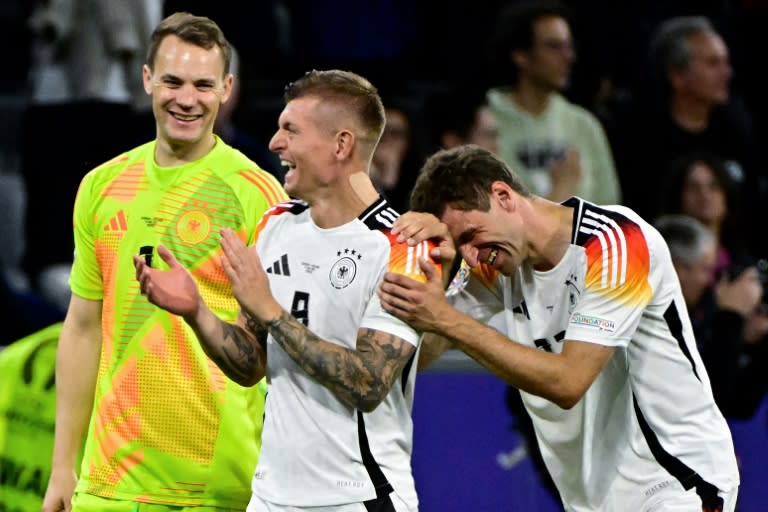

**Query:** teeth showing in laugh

left=173, top=113, right=199, bottom=121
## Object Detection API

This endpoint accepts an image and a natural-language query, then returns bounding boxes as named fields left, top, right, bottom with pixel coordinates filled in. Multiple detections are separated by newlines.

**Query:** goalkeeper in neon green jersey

left=42, top=12, right=287, bottom=512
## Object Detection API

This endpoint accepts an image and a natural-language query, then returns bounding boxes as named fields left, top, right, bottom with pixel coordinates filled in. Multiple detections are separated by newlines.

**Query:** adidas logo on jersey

left=267, top=254, right=291, bottom=276
left=103, top=210, right=128, bottom=232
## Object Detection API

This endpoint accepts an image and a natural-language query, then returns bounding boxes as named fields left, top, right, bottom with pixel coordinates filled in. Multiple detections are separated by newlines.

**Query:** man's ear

left=142, top=65, right=153, bottom=95
left=335, top=130, right=355, bottom=160
left=491, top=181, right=516, bottom=212
left=219, top=73, right=234, bottom=105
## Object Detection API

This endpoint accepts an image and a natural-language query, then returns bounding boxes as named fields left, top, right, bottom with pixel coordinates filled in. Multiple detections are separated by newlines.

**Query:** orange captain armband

left=388, top=238, right=442, bottom=283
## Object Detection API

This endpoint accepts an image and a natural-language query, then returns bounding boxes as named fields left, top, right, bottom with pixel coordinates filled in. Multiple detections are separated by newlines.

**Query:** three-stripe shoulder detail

left=359, top=197, right=400, bottom=231
left=573, top=202, right=640, bottom=289
left=254, top=199, right=307, bottom=234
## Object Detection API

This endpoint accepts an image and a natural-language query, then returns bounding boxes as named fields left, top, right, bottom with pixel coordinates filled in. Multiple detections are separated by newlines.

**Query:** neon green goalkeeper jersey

left=70, top=137, right=286, bottom=507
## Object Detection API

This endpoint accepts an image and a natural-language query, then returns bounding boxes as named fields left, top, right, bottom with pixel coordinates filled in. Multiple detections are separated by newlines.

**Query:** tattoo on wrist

left=218, top=321, right=261, bottom=383
left=266, top=310, right=288, bottom=330
left=243, top=311, right=268, bottom=350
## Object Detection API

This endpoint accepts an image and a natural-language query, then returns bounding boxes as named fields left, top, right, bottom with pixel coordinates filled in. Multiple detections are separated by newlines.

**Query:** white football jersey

left=251, top=198, right=427, bottom=507
left=449, top=197, right=739, bottom=511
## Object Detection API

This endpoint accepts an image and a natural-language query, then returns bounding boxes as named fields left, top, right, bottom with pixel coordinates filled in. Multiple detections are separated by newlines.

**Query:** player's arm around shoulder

left=416, top=306, right=615, bottom=410
left=380, top=254, right=615, bottom=408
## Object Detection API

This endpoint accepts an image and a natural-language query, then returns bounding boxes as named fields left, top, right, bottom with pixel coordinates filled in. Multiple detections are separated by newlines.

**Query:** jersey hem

left=75, top=484, right=251, bottom=508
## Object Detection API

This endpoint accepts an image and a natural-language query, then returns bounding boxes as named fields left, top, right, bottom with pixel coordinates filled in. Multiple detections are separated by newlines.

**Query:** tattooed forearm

left=206, top=321, right=264, bottom=386
left=267, top=311, right=414, bottom=412
left=243, top=311, right=268, bottom=350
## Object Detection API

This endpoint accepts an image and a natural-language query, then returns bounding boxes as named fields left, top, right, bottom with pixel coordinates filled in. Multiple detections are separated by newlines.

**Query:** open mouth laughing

left=487, top=248, right=498, bottom=265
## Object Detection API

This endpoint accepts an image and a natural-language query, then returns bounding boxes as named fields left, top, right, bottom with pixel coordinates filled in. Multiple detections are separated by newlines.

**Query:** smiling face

left=143, top=34, right=232, bottom=161
left=441, top=197, right=527, bottom=276
left=268, top=96, right=340, bottom=199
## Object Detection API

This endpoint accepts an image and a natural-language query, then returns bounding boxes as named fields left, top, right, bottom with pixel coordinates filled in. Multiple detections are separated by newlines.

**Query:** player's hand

left=134, top=245, right=201, bottom=320
left=220, top=228, right=282, bottom=322
left=391, top=212, right=456, bottom=266
left=41, top=468, right=76, bottom=512
left=379, top=256, right=452, bottom=333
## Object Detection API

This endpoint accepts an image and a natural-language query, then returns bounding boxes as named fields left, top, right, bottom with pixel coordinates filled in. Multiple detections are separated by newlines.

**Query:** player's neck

left=309, top=169, right=379, bottom=229
left=526, top=198, right=573, bottom=271
left=155, top=134, right=217, bottom=167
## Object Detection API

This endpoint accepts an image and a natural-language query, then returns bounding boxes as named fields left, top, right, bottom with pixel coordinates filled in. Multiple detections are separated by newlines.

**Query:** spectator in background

left=563, top=2, right=737, bottom=134
left=660, top=152, right=751, bottom=284
left=656, top=214, right=768, bottom=420
left=371, top=105, right=410, bottom=201
left=485, top=0, right=621, bottom=204
left=42, top=12, right=286, bottom=512
left=371, top=102, right=423, bottom=212
left=612, top=16, right=763, bottom=234
left=427, top=84, right=499, bottom=155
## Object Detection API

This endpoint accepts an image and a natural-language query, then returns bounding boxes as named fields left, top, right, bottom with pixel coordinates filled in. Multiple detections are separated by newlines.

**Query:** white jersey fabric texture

left=448, top=196, right=739, bottom=512
left=250, top=198, right=421, bottom=508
